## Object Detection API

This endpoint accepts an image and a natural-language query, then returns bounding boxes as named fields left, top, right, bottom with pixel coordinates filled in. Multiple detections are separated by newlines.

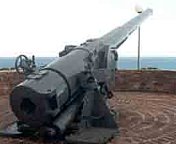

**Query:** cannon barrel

left=10, top=9, right=152, bottom=130
left=100, top=9, right=153, bottom=49
left=10, top=50, right=88, bottom=128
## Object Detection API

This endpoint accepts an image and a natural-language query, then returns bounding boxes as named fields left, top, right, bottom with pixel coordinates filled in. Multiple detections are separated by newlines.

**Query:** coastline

left=0, top=57, right=176, bottom=70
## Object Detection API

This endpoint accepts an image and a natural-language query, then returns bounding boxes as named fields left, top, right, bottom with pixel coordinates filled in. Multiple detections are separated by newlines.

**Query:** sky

left=0, top=0, right=176, bottom=57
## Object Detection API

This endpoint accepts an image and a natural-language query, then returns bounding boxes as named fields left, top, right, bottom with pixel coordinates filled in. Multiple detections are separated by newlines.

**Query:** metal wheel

left=15, top=55, right=29, bottom=74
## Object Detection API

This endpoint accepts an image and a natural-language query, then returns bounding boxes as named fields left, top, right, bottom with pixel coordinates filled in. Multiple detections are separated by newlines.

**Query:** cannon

left=1, top=9, right=152, bottom=144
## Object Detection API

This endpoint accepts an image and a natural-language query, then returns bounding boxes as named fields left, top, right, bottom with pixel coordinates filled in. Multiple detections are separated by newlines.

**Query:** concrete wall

left=115, top=70, right=176, bottom=94
left=0, top=71, right=24, bottom=96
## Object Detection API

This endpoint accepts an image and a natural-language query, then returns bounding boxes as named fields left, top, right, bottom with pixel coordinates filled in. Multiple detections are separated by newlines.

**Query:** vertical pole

left=137, top=26, right=141, bottom=70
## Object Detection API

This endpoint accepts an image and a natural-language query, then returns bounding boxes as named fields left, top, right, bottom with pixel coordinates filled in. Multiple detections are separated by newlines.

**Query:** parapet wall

left=115, top=70, right=176, bottom=94
left=0, top=71, right=24, bottom=96
left=1, top=70, right=176, bottom=96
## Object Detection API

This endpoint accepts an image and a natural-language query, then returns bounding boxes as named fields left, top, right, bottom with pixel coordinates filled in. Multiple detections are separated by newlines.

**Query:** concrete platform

left=1, top=92, right=176, bottom=143
left=66, top=128, right=118, bottom=144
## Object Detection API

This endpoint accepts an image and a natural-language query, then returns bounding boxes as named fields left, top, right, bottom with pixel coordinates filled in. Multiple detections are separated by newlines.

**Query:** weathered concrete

left=115, top=70, right=176, bottom=94
left=1, top=70, right=176, bottom=95
left=0, top=71, right=24, bottom=95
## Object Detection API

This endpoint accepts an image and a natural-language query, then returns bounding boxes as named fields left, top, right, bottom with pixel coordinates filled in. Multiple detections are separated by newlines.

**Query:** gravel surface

left=1, top=92, right=176, bottom=144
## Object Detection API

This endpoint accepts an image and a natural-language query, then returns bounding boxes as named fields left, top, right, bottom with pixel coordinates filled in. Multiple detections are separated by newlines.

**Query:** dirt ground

left=1, top=92, right=176, bottom=144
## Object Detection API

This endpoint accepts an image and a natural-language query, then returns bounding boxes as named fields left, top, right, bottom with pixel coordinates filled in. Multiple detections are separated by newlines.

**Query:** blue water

left=118, top=57, right=176, bottom=70
left=0, top=57, right=56, bottom=69
left=0, top=57, right=176, bottom=70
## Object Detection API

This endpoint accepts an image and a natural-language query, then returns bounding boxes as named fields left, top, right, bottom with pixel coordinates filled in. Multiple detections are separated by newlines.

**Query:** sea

left=0, top=57, right=176, bottom=70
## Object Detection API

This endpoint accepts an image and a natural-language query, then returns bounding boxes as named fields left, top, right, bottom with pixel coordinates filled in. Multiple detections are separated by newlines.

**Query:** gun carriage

left=1, top=9, right=152, bottom=144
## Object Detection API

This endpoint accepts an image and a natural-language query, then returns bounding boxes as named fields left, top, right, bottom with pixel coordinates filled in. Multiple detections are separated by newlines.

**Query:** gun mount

left=0, top=9, right=152, bottom=144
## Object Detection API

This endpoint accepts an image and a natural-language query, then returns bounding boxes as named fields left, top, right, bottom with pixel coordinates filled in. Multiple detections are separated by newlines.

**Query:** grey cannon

left=9, top=9, right=152, bottom=143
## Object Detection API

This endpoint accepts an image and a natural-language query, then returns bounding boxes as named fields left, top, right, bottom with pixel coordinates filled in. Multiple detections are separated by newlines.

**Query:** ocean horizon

left=0, top=57, right=176, bottom=70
